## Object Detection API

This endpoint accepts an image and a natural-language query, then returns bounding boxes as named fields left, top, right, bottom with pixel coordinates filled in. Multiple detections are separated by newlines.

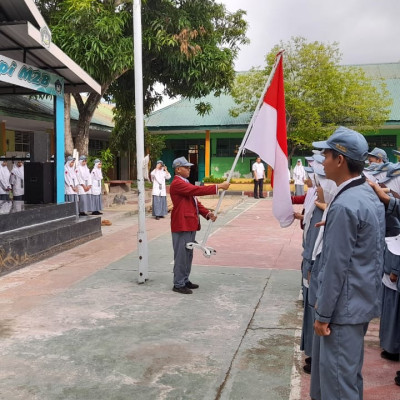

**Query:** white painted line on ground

left=289, top=295, right=304, bottom=400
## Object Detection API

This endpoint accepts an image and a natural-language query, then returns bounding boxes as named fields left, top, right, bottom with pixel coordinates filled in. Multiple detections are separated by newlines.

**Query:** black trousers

left=253, top=179, right=263, bottom=198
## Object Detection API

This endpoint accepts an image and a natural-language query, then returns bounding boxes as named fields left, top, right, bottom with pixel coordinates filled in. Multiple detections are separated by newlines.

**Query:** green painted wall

left=161, top=127, right=400, bottom=180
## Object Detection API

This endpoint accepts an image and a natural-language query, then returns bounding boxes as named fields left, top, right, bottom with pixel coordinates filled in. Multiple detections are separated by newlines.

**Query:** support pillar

left=205, top=129, right=210, bottom=177
left=54, top=96, right=65, bottom=204
left=1, top=121, right=6, bottom=155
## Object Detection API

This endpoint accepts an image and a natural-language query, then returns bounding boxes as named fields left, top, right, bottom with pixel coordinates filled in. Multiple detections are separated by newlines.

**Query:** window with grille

left=216, top=138, right=256, bottom=157
left=14, top=131, right=31, bottom=152
left=365, top=135, right=397, bottom=148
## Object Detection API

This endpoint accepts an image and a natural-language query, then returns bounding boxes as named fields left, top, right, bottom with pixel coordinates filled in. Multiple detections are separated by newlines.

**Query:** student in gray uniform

left=311, top=126, right=385, bottom=400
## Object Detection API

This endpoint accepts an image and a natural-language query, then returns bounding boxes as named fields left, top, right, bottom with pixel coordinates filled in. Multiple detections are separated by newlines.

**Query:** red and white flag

left=244, top=54, right=294, bottom=227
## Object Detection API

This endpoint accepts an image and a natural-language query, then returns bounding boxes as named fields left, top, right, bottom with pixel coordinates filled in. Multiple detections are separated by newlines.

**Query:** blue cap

left=94, top=159, right=101, bottom=164
left=368, top=147, right=388, bottom=162
left=304, top=166, right=313, bottom=173
left=312, top=163, right=325, bottom=177
left=172, top=156, right=193, bottom=169
left=66, top=156, right=75, bottom=162
left=312, top=126, right=368, bottom=162
left=312, top=154, right=325, bottom=164
left=79, top=155, right=87, bottom=161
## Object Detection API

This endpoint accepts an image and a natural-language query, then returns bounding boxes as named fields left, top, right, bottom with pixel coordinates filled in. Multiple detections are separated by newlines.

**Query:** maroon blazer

left=170, top=176, right=218, bottom=232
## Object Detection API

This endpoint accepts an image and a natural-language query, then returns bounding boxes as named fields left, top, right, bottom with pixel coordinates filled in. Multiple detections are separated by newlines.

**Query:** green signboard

left=0, top=54, right=64, bottom=97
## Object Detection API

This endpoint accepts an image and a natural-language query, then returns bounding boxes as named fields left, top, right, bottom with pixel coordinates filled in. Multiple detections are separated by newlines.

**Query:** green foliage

left=36, top=0, right=248, bottom=157
left=42, top=0, right=133, bottom=86
left=230, top=37, right=392, bottom=156
left=109, top=0, right=249, bottom=149
left=203, top=175, right=226, bottom=183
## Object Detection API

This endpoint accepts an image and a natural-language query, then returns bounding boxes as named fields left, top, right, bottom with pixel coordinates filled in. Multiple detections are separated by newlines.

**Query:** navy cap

left=368, top=147, right=388, bottom=162
left=312, top=126, right=368, bottom=162
left=172, top=156, right=193, bottom=169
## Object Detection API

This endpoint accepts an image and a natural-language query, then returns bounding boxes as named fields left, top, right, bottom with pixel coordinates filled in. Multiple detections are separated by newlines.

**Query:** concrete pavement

left=0, top=196, right=399, bottom=399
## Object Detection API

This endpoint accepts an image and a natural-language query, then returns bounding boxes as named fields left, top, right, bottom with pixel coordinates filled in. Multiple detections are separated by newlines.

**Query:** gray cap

left=156, top=160, right=164, bottom=166
left=79, top=155, right=87, bottom=161
left=94, top=158, right=101, bottom=164
left=368, top=147, right=388, bottom=162
left=66, top=155, right=75, bottom=162
left=172, top=156, right=193, bottom=169
left=312, top=126, right=368, bottom=162
left=304, top=166, right=313, bottom=173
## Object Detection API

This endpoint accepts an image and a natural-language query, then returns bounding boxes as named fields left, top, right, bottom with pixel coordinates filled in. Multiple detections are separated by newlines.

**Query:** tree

left=35, top=0, right=248, bottom=157
left=230, top=37, right=392, bottom=157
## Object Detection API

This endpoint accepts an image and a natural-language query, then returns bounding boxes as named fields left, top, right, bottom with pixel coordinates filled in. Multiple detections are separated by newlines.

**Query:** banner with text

left=0, top=54, right=64, bottom=97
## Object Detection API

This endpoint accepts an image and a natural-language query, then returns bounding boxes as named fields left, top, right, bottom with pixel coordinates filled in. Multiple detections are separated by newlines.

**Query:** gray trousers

left=172, top=231, right=196, bottom=288
left=311, top=323, right=368, bottom=400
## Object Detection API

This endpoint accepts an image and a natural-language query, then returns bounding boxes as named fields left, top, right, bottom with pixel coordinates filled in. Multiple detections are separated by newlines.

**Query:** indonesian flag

left=244, top=54, right=294, bottom=227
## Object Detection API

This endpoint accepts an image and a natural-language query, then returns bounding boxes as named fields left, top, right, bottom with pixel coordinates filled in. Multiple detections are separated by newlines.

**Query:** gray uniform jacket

left=315, top=180, right=385, bottom=325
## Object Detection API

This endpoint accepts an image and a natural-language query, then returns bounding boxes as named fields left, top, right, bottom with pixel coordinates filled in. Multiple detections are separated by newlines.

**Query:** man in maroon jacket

left=170, top=157, right=230, bottom=294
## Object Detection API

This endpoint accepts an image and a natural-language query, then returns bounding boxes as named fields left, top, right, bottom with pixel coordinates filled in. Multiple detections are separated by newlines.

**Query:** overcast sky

left=222, top=0, right=400, bottom=71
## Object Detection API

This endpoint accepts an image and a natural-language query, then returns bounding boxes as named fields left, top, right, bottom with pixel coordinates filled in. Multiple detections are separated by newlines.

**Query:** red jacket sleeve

left=170, top=177, right=218, bottom=232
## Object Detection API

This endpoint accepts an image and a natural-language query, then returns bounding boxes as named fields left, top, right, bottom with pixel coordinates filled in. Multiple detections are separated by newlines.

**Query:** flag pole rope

left=193, top=51, right=285, bottom=255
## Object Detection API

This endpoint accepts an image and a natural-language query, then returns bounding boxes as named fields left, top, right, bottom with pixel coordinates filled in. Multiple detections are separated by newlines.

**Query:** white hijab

left=11, top=162, right=24, bottom=180
left=92, top=161, right=103, bottom=181
left=77, top=159, right=91, bottom=180
left=293, top=160, right=305, bottom=178
left=311, top=175, right=337, bottom=260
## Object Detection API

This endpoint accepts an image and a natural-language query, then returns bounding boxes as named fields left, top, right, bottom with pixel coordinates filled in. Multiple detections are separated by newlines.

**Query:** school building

left=146, top=62, right=400, bottom=182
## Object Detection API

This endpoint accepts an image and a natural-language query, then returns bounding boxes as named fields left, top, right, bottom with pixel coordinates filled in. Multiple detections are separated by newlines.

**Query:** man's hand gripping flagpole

left=187, top=51, right=292, bottom=258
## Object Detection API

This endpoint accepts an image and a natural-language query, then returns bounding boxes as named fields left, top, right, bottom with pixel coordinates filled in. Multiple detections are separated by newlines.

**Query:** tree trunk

left=72, top=92, right=102, bottom=156
left=64, top=93, right=74, bottom=155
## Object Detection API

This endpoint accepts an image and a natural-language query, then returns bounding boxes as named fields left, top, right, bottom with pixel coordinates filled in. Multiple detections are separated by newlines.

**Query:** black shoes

left=155, top=216, right=160, bottom=220
left=381, top=350, right=400, bottom=361
left=79, top=212, right=88, bottom=216
left=254, top=196, right=259, bottom=199
left=173, top=286, right=192, bottom=294
left=395, top=376, right=400, bottom=386
left=305, top=357, right=311, bottom=365
left=186, top=281, right=199, bottom=289
left=92, top=211, right=102, bottom=215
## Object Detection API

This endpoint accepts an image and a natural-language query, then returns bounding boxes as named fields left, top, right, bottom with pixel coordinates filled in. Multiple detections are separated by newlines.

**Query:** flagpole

left=199, top=51, right=285, bottom=248
left=133, top=0, right=149, bottom=283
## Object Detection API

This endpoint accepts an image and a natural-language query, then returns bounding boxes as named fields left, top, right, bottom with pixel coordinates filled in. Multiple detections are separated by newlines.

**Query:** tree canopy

left=230, top=37, right=392, bottom=156
left=34, top=0, right=249, bottom=158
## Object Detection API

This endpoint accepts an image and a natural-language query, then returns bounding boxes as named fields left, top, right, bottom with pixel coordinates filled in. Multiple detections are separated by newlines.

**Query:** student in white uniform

left=10, top=160, right=24, bottom=201
left=64, top=156, right=78, bottom=203
left=0, top=158, right=11, bottom=201
left=150, top=160, right=171, bottom=220
left=76, top=155, right=92, bottom=216
left=90, top=158, right=103, bottom=215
